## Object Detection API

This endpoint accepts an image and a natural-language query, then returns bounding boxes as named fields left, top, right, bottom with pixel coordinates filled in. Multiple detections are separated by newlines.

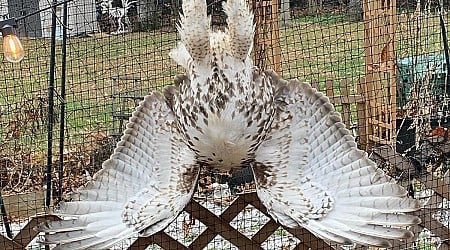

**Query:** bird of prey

left=36, top=0, right=420, bottom=248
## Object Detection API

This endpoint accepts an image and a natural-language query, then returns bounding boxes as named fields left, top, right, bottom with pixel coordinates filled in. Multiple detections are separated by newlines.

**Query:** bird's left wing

left=36, top=91, right=199, bottom=250
left=253, top=71, right=420, bottom=247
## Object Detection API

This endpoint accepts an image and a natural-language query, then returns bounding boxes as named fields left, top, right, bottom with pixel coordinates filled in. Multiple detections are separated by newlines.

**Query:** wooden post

left=340, top=79, right=352, bottom=128
left=357, top=77, right=368, bottom=150
left=251, top=0, right=282, bottom=73
left=362, top=0, right=397, bottom=149
left=323, top=78, right=365, bottom=136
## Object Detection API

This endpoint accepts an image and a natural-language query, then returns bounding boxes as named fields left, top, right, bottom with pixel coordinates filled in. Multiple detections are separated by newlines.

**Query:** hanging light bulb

left=1, top=19, right=24, bottom=63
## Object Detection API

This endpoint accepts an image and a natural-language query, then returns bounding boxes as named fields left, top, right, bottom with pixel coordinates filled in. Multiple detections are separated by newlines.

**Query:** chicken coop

left=0, top=0, right=449, bottom=249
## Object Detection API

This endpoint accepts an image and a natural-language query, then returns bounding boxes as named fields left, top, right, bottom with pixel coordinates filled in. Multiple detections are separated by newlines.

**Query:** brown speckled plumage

left=36, top=0, right=421, bottom=249
left=170, top=0, right=275, bottom=169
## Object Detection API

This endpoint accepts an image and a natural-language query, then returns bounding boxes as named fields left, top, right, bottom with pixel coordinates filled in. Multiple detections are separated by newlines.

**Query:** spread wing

left=253, top=71, right=420, bottom=247
left=36, top=91, right=199, bottom=250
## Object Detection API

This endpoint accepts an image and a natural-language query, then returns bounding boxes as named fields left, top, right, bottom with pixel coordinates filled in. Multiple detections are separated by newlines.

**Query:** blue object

left=397, top=54, right=447, bottom=107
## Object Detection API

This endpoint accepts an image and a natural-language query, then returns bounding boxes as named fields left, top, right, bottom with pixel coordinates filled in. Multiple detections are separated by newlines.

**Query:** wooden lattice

left=414, top=175, right=450, bottom=250
left=0, top=215, right=59, bottom=250
left=3, top=180, right=447, bottom=249
left=0, top=193, right=332, bottom=249
left=132, top=192, right=333, bottom=250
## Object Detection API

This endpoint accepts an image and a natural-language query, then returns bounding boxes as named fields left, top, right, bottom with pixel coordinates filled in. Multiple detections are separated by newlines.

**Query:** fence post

left=357, top=77, right=368, bottom=150
left=250, top=0, right=282, bottom=73
left=362, top=0, right=397, bottom=150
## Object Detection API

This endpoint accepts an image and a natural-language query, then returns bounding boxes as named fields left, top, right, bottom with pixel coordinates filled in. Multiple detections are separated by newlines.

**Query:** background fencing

left=0, top=0, right=449, bottom=249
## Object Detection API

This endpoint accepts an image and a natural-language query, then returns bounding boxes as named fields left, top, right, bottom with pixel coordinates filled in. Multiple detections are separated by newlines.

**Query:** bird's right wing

left=36, top=91, right=200, bottom=250
left=253, top=71, right=420, bottom=247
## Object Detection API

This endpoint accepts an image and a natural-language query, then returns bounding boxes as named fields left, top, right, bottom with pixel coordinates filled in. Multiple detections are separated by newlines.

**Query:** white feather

left=254, top=77, right=420, bottom=247
left=36, top=92, right=199, bottom=249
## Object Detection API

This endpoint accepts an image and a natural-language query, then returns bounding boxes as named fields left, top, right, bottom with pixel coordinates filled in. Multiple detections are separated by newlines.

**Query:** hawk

left=37, top=0, right=420, bottom=248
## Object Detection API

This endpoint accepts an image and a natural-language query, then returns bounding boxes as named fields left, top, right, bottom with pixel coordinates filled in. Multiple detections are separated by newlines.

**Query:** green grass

left=293, top=12, right=349, bottom=24
left=274, top=228, right=288, bottom=236
left=280, top=14, right=365, bottom=81
left=1, top=31, right=177, bottom=134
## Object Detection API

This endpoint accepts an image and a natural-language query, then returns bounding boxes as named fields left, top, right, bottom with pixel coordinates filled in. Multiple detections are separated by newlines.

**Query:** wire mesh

left=0, top=0, right=448, bottom=249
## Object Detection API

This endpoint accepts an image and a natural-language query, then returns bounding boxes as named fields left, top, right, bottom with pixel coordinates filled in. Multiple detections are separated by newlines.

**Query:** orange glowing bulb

left=3, top=33, right=24, bottom=63
left=1, top=23, right=24, bottom=63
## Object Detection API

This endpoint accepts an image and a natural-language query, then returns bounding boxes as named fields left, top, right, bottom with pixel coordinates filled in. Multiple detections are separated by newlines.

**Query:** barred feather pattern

left=35, top=93, right=199, bottom=249
left=36, top=0, right=420, bottom=249
left=223, top=0, right=255, bottom=61
left=253, top=71, right=420, bottom=247
left=177, top=0, right=210, bottom=62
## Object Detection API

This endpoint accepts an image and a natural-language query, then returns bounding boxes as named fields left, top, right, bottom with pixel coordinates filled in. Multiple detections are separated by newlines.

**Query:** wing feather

left=253, top=70, right=420, bottom=247
left=36, top=91, right=199, bottom=249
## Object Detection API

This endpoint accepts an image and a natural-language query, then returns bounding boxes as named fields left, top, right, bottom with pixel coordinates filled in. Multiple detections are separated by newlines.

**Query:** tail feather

left=223, top=0, right=254, bottom=61
left=169, top=43, right=191, bottom=70
left=177, top=0, right=210, bottom=62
